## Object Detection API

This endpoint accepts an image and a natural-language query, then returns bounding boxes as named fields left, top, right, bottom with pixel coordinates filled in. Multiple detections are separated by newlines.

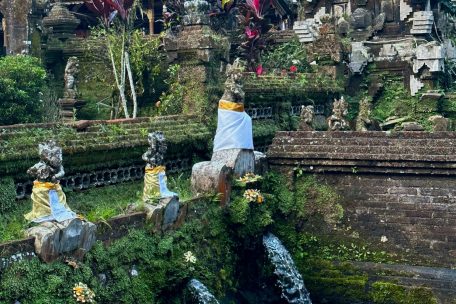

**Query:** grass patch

left=0, top=172, right=193, bottom=243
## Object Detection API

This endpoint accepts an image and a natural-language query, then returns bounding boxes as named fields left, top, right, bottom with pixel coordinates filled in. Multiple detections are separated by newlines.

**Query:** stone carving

left=299, top=105, right=315, bottom=131
left=349, top=42, right=371, bottom=73
left=63, top=57, right=79, bottom=99
left=327, top=97, right=349, bottom=131
left=428, top=115, right=449, bottom=132
left=25, top=140, right=76, bottom=223
left=27, top=140, right=64, bottom=183
left=142, top=132, right=167, bottom=169
left=221, top=58, right=245, bottom=103
left=182, top=0, right=210, bottom=25
left=142, top=132, right=177, bottom=204
left=413, top=42, right=445, bottom=74
left=192, top=59, right=255, bottom=204
left=356, top=98, right=372, bottom=131
left=351, top=8, right=373, bottom=30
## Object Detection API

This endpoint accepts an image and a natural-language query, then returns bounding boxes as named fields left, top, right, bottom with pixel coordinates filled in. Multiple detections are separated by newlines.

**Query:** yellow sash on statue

left=24, top=181, right=69, bottom=221
left=143, top=166, right=166, bottom=204
left=218, top=100, right=244, bottom=112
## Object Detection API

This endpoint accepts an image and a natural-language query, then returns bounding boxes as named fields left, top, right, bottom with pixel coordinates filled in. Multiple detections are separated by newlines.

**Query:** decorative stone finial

left=327, top=97, right=349, bottom=131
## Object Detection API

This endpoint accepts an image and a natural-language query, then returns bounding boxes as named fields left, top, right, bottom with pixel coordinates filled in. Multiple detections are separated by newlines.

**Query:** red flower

left=256, top=64, right=263, bottom=76
left=245, top=27, right=259, bottom=39
left=290, top=65, right=298, bottom=73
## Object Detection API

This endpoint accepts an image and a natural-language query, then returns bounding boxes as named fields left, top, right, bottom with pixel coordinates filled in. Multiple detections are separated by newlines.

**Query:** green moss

left=0, top=199, right=236, bottom=304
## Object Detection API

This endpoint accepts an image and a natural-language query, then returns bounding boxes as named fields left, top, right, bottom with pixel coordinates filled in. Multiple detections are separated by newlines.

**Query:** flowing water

left=187, top=279, right=220, bottom=304
left=263, top=233, right=312, bottom=304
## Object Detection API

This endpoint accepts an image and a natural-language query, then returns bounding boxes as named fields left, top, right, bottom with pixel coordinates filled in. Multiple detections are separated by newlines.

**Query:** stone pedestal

left=26, top=218, right=96, bottom=262
left=142, top=196, right=183, bottom=232
left=191, top=161, right=232, bottom=205
left=58, top=98, right=85, bottom=121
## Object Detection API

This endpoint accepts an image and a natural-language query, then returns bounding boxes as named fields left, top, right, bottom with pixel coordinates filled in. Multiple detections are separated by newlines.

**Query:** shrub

left=0, top=55, right=47, bottom=125
left=0, top=176, right=16, bottom=213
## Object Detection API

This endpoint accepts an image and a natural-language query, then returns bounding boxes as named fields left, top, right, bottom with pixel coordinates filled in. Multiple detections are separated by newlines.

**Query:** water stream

left=187, top=279, right=220, bottom=304
left=263, top=233, right=312, bottom=304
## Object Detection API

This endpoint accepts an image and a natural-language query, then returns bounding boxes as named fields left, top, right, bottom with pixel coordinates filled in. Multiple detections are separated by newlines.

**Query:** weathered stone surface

left=428, top=115, right=449, bottom=132
left=26, top=218, right=96, bottom=262
left=267, top=131, right=456, bottom=266
left=162, top=196, right=180, bottom=230
left=191, top=161, right=232, bottom=205
left=401, top=122, right=425, bottom=131
left=212, top=149, right=255, bottom=177
left=351, top=8, right=372, bottom=30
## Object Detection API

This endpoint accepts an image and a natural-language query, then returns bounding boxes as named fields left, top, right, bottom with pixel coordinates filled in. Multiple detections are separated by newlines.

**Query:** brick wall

left=268, top=131, right=456, bottom=266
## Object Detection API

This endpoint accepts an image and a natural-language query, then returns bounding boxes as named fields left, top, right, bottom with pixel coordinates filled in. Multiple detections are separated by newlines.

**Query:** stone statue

left=27, top=140, right=65, bottom=183
left=142, top=131, right=167, bottom=169
left=25, top=140, right=76, bottom=223
left=142, top=132, right=176, bottom=203
left=63, top=57, right=79, bottom=99
left=356, top=98, right=372, bottom=131
left=221, top=58, right=245, bottom=103
left=299, top=105, right=315, bottom=131
left=327, top=97, right=349, bottom=131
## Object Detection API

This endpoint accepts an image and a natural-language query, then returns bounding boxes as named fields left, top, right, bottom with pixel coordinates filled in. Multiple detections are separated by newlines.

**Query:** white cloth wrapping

left=213, top=109, right=254, bottom=152
left=158, top=172, right=178, bottom=198
left=33, top=190, right=76, bottom=223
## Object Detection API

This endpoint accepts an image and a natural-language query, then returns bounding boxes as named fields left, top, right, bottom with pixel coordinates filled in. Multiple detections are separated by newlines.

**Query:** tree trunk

left=125, top=51, right=138, bottom=118
left=108, top=42, right=130, bottom=118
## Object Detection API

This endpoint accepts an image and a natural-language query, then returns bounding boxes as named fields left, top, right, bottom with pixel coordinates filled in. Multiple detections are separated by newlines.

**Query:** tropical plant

left=261, top=38, right=311, bottom=73
left=236, top=0, right=272, bottom=71
left=84, top=0, right=139, bottom=118
left=0, top=56, right=47, bottom=125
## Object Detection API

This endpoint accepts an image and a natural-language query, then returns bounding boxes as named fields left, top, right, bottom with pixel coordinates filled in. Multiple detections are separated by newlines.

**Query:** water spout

left=187, top=279, right=220, bottom=304
left=263, top=233, right=312, bottom=304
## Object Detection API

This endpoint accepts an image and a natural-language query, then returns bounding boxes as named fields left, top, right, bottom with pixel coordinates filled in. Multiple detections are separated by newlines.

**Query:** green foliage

left=0, top=55, right=47, bottom=125
left=262, top=39, right=311, bottom=72
left=157, top=65, right=185, bottom=115
left=372, top=78, right=416, bottom=122
left=0, top=200, right=236, bottom=304
left=0, top=177, right=16, bottom=213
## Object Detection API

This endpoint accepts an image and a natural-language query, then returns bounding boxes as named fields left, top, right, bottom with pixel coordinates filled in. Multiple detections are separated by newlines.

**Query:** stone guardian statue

left=142, top=132, right=177, bottom=204
left=25, top=140, right=76, bottom=223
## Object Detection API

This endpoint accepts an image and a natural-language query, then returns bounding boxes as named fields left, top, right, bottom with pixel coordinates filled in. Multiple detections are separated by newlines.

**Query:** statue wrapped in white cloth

left=213, top=59, right=254, bottom=152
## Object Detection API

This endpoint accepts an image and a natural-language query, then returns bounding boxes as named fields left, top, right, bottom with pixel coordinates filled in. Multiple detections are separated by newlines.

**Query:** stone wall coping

left=267, top=131, right=456, bottom=175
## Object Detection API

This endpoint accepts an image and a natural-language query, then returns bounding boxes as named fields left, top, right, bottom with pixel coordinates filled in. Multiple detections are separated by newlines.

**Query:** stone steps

left=269, top=144, right=456, bottom=157
left=267, top=131, right=456, bottom=174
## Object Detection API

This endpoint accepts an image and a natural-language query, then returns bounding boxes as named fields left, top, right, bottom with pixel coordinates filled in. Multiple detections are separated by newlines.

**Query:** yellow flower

left=243, top=189, right=264, bottom=204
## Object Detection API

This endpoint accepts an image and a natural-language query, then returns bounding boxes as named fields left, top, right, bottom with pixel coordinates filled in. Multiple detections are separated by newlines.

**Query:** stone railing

left=268, top=131, right=456, bottom=266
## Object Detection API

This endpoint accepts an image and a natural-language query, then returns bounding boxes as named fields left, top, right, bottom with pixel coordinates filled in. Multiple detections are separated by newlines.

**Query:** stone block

left=26, top=218, right=96, bottom=263
left=191, top=160, right=232, bottom=205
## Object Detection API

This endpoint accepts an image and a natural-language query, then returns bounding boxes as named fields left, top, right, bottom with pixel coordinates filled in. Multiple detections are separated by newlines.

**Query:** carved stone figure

left=142, top=132, right=176, bottom=203
left=356, top=98, right=372, bottom=131
left=327, top=97, right=349, bottom=131
left=63, top=56, right=79, bottom=99
left=351, top=8, right=373, bottom=30
left=428, top=115, right=449, bottom=132
left=299, top=105, right=315, bottom=131
left=142, top=132, right=167, bottom=168
left=25, top=140, right=76, bottom=223
left=27, top=140, right=65, bottom=183
left=221, top=58, right=245, bottom=103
